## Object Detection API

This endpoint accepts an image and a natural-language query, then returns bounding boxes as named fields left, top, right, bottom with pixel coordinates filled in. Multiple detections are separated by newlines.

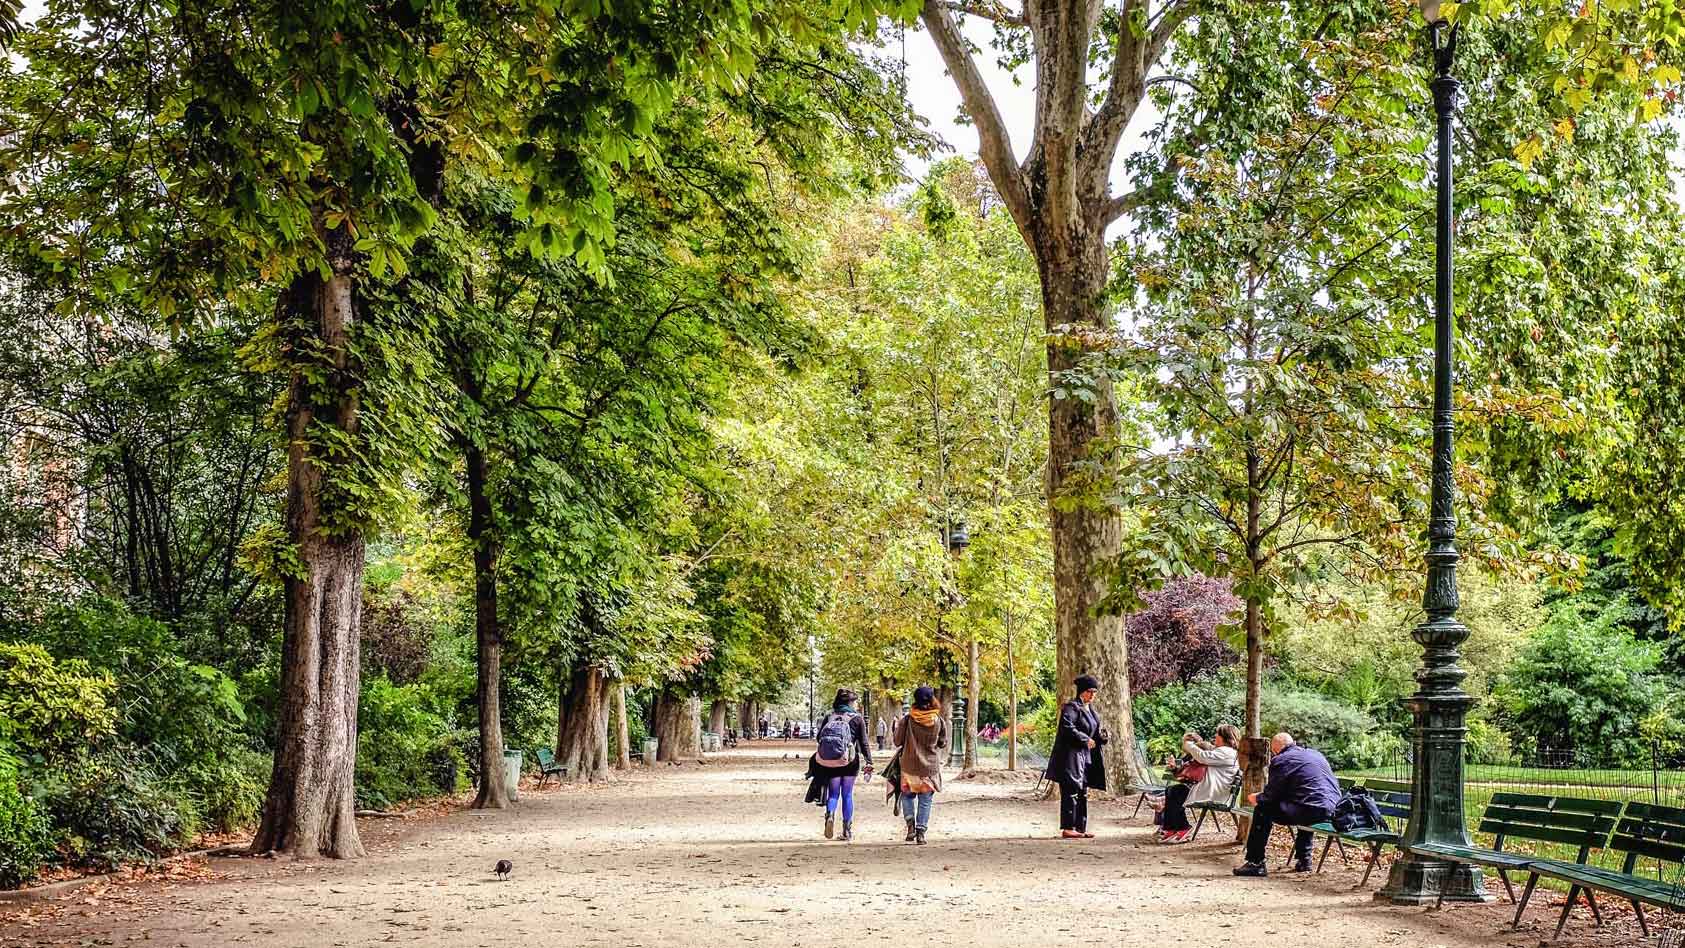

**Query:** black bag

left=1331, top=787, right=1388, bottom=833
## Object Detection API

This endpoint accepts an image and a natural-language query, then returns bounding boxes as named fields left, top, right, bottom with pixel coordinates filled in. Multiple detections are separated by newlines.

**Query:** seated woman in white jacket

left=1158, top=723, right=1241, bottom=843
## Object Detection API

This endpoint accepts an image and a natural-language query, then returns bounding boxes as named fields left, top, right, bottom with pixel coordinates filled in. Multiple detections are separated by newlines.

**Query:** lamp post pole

left=1380, top=8, right=1491, bottom=906
left=941, top=519, right=970, bottom=769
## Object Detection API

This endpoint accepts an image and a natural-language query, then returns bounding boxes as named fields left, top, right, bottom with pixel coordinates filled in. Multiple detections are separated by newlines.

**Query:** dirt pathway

left=0, top=744, right=1657, bottom=947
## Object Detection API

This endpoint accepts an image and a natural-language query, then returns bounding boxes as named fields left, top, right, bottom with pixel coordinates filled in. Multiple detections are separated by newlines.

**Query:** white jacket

left=1181, top=739, right=1240, bottom=805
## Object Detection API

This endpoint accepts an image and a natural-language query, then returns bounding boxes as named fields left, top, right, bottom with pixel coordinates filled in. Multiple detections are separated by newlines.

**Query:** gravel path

left=0, top=743, right=1657, bottom=947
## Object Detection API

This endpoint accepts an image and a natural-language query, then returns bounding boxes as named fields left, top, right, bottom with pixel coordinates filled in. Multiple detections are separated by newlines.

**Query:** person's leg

left=1244, top=801, right=1280, bottom=865
left=839, top=776, right=856, bottom=823
left=1162, top=784, right=1192, bottom=833
left=916, top=791, right=933, bottom=830
left=1075, top=783, right=1088, bottom=832
left=1059, top=780, right=1077, bottom=830
left=1292, top=828, right=1315, bottom=864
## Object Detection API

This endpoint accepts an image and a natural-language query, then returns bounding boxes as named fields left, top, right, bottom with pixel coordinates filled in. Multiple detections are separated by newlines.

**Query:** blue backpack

left=817, top=712, right=854, bottom=761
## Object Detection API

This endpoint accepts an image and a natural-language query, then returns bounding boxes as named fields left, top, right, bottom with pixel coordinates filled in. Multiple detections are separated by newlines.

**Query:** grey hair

left=1272, top=732, right=1296, bottom=747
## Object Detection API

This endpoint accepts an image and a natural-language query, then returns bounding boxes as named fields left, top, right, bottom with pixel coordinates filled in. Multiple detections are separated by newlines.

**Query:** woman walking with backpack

left=812, top=689, right=873, bottom=840
left=893, top=686, right=948, bottom=845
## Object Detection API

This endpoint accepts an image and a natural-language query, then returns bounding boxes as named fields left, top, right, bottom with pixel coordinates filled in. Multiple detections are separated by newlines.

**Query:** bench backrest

left=1477, top=793, right=1622, bottom=864
left=536, top=747, right=556, bottom=767
left=1611, top=802, right=1685, bottom=876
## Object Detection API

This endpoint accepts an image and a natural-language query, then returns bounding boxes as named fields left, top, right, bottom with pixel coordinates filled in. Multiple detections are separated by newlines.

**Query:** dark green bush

left=0, top=748, right=55, bottom=888
left=180, top=748, right=270, bottom=834
left=38, top=750, right=200, bottom=870
left=356, top=676, right=463, bottom=810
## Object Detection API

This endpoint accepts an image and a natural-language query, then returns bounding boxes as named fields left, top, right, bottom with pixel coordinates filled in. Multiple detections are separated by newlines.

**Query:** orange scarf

left=909, top=707, right=941, bottom=727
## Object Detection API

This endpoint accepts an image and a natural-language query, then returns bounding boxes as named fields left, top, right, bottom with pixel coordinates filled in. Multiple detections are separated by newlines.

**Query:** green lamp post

left=1379, top=0, right=1492, bottom=906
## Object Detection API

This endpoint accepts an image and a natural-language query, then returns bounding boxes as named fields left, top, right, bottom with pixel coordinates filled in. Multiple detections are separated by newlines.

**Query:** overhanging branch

left=920, top=0, right=1031, bottom=224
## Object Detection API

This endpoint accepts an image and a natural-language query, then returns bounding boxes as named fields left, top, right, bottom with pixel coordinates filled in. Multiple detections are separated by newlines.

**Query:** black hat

left=1074, top=674, right=1102, bottom=693
left=912, top=686, right=937, bottom=710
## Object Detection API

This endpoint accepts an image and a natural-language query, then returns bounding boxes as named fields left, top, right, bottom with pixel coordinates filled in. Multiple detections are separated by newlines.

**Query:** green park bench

left=1130, top=740, right=1169, bottom=819
left=1303, top=779, right=1411, bottom=886
left=1520, top=801, right=1685, bottom=940
left=1405, top=792, right=1622, bottom=921
left=1188, top=780, right=1243, bottom=841
left=535, top=747, right=569, bottom=788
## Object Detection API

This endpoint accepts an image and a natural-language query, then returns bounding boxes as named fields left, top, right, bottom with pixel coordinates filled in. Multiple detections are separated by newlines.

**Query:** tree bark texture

left=708, top=699, right=729, bottom=738
left=964, top=637, right=981, bottom=770
left=467, top=444, right=509, bottom=809
left=613, top=682, right=631, bottom=770
left=556, top=665, right=611, bottom=782
left=251, top=227, right=366, bottom=859
left=738, top=699, right=755, bottom=736
left=653, top=691, right=703, bottom=762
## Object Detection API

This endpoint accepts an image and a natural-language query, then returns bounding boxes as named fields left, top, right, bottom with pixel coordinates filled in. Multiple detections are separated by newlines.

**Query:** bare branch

left=1101, top=184, right=1149, bottom=225
left=1083, top=0, right=1198, bottom=184
left=920, top=0, right=1031, bottom=225
left=943, top=0, right=1025, bottom=27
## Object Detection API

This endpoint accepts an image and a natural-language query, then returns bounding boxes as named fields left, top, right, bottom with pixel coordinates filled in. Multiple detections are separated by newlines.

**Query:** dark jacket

left=1257, top=743, right=1340, bottom=819
left=1044, top=699, right=1107, bottom=790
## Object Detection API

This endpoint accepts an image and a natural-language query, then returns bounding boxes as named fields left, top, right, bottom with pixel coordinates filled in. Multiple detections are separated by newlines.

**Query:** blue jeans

left=907, top=791, right=933, bottom=830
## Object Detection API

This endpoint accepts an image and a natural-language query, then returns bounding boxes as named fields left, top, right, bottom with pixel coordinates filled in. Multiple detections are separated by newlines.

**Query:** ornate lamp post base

left=1379, top=860, right=1490, bottom=905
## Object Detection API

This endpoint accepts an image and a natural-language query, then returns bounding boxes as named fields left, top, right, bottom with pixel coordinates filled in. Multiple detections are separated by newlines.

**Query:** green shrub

left=0, top=748, right=55, bottom=888
left=1132, top=670, right=1386, bottom=769
left=356, top=676, right=461, bottom=810
left=0, top=641, right=118, bottom=760
left=180, top=748, right=270, bottom=834
left=39, top=750, right=200, bottom=870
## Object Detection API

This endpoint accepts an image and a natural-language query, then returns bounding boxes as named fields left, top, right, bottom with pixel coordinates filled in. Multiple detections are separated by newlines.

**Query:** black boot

left=1291, top=855, right=1314, bottom=873
left=1233, top=862, right=1268, bottom=877
left=824, top=814, right=834, bottom=839
left=841, top=820, right=852, bottom=841
left=915, top=828, right=927, bottom=845
left=905, top=818, right=916, bottom=842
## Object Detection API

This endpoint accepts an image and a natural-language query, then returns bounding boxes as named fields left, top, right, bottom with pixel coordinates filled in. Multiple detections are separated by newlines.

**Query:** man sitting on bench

left=1234, top=732, right=1340, bottom=878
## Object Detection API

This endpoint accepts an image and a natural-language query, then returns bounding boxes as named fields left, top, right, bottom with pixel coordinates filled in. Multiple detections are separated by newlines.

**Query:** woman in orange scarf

left=892, top=686, right=949, bottom=844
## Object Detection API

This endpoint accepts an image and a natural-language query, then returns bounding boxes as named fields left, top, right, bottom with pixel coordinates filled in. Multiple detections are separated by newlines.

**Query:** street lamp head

left=945, top=519, right=970, bottom=555
left=1418, top=0, right=1445, bottom=24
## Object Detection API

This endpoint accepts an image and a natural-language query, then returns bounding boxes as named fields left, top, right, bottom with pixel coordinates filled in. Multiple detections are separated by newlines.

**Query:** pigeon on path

left=494, top=859, right=512, bottom=881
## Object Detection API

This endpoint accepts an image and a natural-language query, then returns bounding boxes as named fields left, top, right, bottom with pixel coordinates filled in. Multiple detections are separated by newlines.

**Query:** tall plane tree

left=915, top=0, right=1200, bottom=781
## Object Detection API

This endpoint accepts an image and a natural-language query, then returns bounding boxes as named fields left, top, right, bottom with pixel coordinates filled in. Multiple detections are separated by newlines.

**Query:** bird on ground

left=493, top=859, right=512, bottom=881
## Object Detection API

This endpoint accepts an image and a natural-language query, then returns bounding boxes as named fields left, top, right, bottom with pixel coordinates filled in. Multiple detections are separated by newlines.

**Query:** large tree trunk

left=738, top=699, right=754, bottom=736
left=1040, top=238, right=1146, bottom=793
left=653, top=691, right=703, bottom=762
left=708, top=699, right=729, bottom=738
left=467, top=444, right=510, bottom=809
left=613, top=682, right=631, bottom=770
left=251, top=228, right=366, bottom=859
left=557, top=665, right=611, bottom=782
left=964, top=636, right=981, bottom=770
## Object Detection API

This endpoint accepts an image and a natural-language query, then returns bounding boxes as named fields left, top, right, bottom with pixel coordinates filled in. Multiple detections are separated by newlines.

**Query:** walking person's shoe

left=841, top=820, right=853, bottom=842
left=824, top=814, right=834, bottom=839
left=914, top=828, right=927, bottom=845
left=1290, top=858, right=1313, bottom=873
left=1232, top=862, right=1268, bottom=877
left=904, top=817, right=916, bottom=842
left=1060, top=829, right=1084, bottom=839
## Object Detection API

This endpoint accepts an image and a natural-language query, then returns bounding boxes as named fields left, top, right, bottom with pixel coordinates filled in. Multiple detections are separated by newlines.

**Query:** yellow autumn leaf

left=1622, top=56, right=1641, bottom=84
left=1553, top=117, right=1576, bottom=141
left=1641, top=96, right=1665, bottom=122
left=1656, top=64, right=1683, bottom=87
left=1515, top=135, right=1545, bottom=170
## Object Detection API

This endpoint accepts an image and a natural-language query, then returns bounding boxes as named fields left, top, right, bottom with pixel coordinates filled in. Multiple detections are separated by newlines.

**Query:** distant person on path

left=1155, top=724, right=1241, bottom=843
left=1233, top=732, right=1341, bottom=877
left=811, top=689, right=873, bottom=841
left=1045, top=674, right=1108, bottom=839
left=876, top=715, right=888, bottom=751
left=893, top=686, right=949, bottom=845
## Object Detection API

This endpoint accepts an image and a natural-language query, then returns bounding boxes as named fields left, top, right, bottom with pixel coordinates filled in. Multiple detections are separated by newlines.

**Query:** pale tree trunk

left=653, top=691, right=704, bottom=762
left=876, top=688, right=901, bottom=745
left=467, top=444, right=509, bottom=809
left=708, top=699, right=729, bottom=737
left=964, top=636, right=981, bottom=770
left=556, top=665, right=611, bottom=782
left=252, top=225, right=366, bottom=859
left=613, top=682, right=631, bottom=770
left=738, top=699, right=754, bottom=736
left=1005, top=618, right=1018, bottom=771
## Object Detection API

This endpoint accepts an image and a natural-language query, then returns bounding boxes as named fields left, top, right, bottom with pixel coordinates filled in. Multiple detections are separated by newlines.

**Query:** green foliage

left=0, top=748, right=55, bottom=888
left=0, top=642, right=117, bottom=760
left=1495, top=597, right=1672, bottom=764
left=1132, top=671, right=1390, bottom=769
left=355, top=677, right=464, bottom=811
left=38, top=751, right=200, bottom=871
